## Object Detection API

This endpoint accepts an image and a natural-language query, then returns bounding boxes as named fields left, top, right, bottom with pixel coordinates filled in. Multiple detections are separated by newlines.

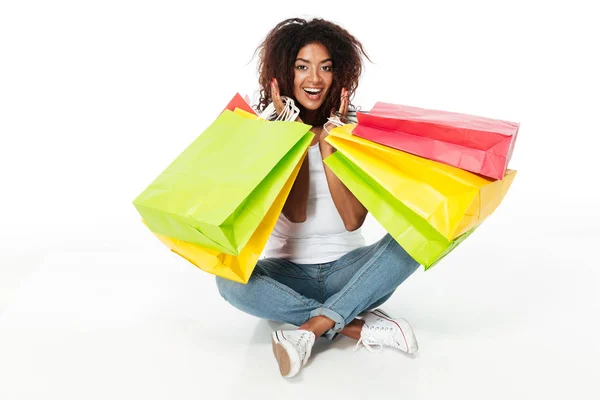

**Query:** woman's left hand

left=338, top=87, right=350, bottom=117
left=322, top=87, right=349, bottom=137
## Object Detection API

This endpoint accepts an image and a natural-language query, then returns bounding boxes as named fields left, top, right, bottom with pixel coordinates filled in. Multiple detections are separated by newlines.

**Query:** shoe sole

left=271, top=337, right=291, bottom=377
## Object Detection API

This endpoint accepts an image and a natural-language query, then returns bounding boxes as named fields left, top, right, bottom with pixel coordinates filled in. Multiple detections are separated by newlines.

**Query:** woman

left=216, top=17, right=420, bottom=378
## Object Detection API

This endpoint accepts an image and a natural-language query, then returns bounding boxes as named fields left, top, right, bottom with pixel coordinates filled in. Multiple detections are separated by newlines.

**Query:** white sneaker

left=355, top=309, right=419, bottom=354
left=271, top=329, right=316, bottom=378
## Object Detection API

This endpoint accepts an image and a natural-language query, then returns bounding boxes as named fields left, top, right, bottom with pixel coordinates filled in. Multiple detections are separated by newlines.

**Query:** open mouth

left=303, top=88, right=324, bottom=100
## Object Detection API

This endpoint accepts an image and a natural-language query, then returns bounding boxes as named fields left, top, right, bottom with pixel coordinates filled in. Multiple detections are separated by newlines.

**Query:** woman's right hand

left=271, top=78, right=303, bottom=123
left=270, top=78, right=286, bottom=116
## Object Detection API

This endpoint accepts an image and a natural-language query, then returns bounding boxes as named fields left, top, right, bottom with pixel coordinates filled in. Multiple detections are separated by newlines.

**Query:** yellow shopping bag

left=326, top=124, right=516, bottom=240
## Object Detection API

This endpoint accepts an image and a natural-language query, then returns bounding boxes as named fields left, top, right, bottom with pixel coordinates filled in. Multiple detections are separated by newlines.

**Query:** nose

left=308, top=67, right=323, bottom=84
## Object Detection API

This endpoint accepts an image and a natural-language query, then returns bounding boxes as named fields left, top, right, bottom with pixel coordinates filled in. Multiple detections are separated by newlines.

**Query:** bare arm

left=319, top=135, right=368, bottom=231
left=319, top=88, right=368, bottom=231
left=282, top=149, right=310, bottom=222
left=271, top=78, right=312, bottom=223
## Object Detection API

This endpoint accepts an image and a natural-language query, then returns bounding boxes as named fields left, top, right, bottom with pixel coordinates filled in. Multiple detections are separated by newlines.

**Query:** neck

left=300, top=109, right=323, bottom=126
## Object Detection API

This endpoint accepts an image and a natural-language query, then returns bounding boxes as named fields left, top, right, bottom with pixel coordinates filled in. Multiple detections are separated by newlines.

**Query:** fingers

left=270, top=78, right=285, bottom=115
left=323, top=87, right=350, bottom=135
left=339, top=87, right=349, bottom=116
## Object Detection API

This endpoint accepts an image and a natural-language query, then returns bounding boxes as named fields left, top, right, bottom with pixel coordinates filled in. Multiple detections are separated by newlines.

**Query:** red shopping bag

left=223, top=93, right=256, bottom=115
left=354, top=102, right=519, bottom=180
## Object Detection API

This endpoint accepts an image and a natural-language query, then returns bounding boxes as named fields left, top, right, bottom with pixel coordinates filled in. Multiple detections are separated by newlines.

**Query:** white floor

left=1, top=224, right=598, bottom=399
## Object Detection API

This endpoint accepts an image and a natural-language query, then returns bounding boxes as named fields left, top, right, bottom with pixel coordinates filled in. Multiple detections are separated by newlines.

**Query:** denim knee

left=215, top=273, right=266, bottom=306
left=384, top=234, right=420, bottom=269
left=215, top=276, right=238, bottom=302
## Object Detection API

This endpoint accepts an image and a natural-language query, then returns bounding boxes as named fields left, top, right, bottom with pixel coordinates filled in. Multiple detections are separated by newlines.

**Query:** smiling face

left=293, top=42, right=334, bottom=113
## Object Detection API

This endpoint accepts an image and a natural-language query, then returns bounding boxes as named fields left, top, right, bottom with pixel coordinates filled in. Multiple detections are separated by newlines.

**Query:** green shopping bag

left=133, top=109, right=313, bottom=255
left=324, top=152, right=475, bottom=268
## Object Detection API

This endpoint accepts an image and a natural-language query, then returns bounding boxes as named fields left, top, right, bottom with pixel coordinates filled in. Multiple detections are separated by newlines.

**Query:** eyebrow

left=295, top=58, right=333, bottom=64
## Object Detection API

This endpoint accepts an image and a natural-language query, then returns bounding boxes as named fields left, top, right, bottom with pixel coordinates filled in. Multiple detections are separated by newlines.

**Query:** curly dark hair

left=254, top=18, right=370, bottom=126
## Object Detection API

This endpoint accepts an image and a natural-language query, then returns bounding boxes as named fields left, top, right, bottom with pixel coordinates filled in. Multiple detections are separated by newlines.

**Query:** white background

left=1, top=0, right=599, bottom=399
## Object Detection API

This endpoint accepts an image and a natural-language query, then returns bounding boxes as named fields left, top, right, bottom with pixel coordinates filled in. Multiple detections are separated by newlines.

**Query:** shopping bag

left=150, top=143, right=308, bottom=284
left=354, top=102, right=519, bottom=180
left=326, top=124, right=516, bottom=241
left=223, top=92, right=256, bottom=115
left=324, top=150, right=475, bottom=268
left=133, top=108, right=313, bottom=255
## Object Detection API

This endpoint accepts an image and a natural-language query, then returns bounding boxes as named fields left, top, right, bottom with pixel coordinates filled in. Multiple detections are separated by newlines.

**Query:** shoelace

left=354, top=324, right=397, bottom=354
left=294, top=332, right=313, bottom=361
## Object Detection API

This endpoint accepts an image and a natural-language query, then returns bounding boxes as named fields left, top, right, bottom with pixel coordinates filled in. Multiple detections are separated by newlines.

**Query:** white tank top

left=264, top=143, right=366, bottom=264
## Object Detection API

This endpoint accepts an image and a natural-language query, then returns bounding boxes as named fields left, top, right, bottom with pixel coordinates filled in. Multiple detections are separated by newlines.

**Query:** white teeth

left=304, top=88, right=322, bottom=94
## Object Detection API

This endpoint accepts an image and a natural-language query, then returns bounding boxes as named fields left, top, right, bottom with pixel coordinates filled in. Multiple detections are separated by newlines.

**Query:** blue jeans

left=216, top=233, right=419, bottom=339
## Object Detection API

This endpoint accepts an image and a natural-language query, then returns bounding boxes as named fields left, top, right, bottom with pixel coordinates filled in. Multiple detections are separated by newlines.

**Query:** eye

left=295, top=65, right=308, bottom=70
left=322, top=65, right=333, bottom=72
